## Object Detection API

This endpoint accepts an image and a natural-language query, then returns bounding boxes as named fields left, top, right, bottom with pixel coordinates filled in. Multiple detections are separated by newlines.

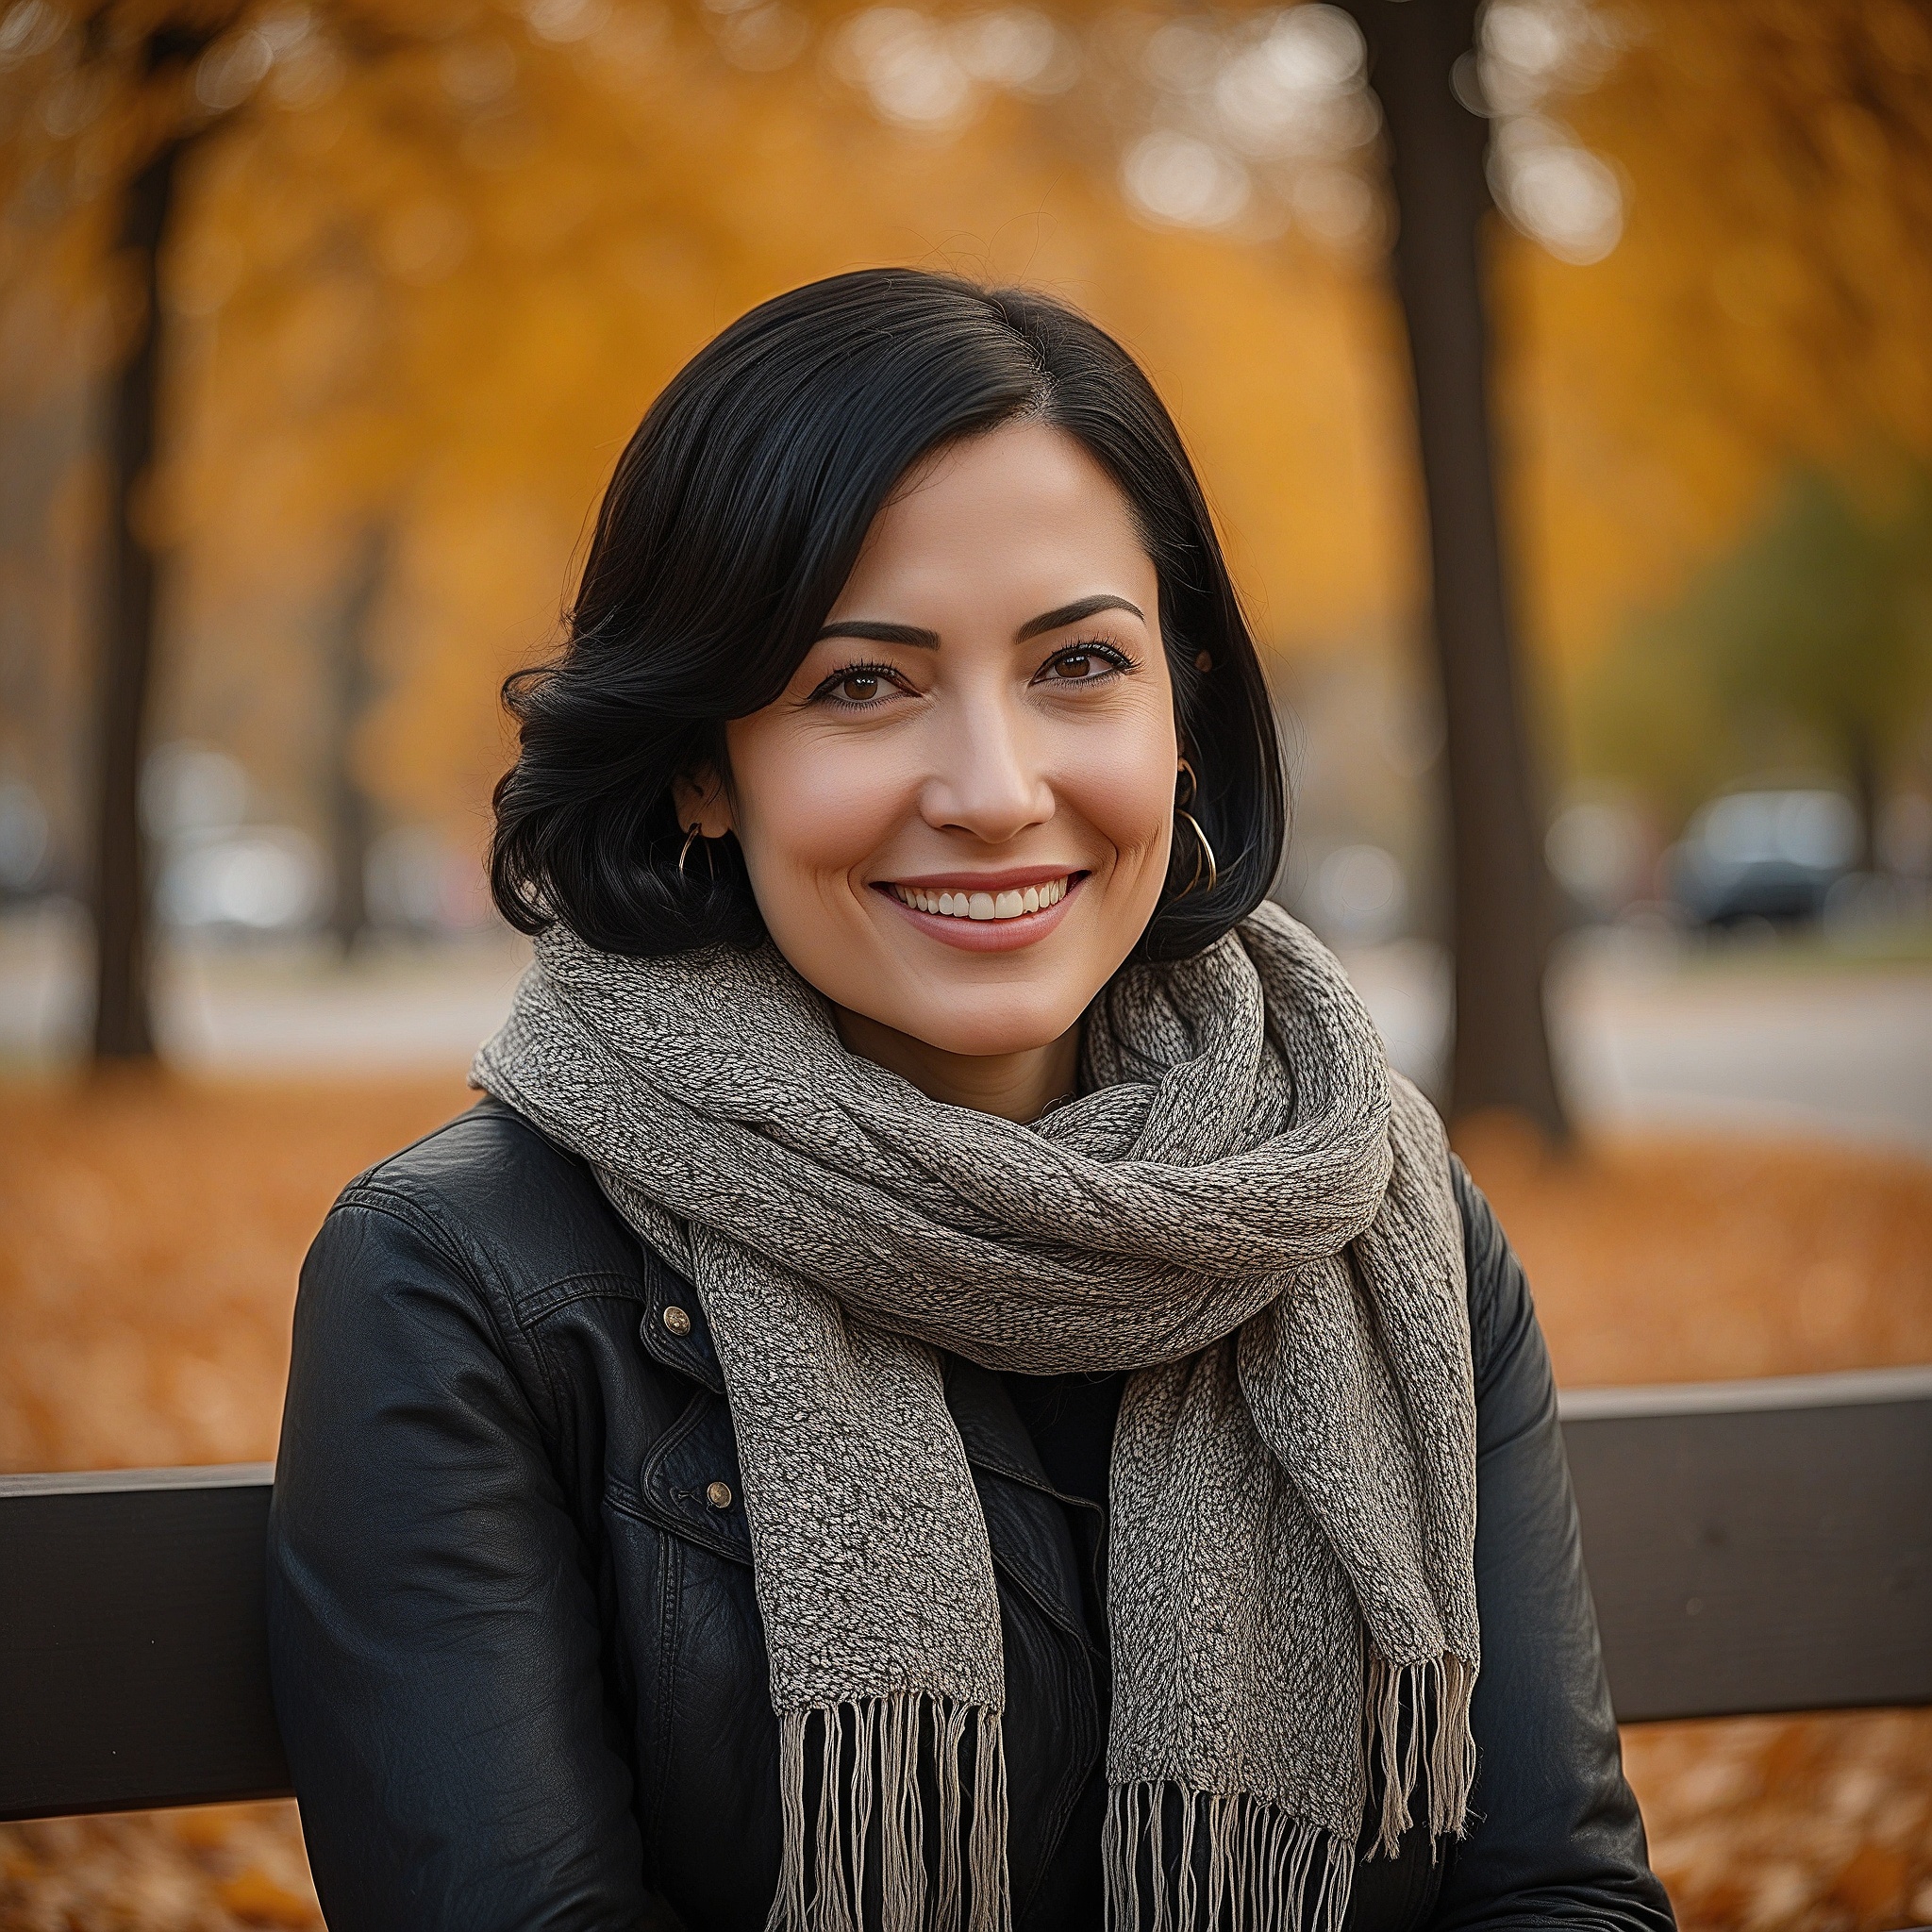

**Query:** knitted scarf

left=472, top=900, right=1478, bottom=1932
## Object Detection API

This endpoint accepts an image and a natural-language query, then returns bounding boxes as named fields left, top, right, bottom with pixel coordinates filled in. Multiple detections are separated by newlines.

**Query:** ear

left=671, top=765, right=735, bottom=839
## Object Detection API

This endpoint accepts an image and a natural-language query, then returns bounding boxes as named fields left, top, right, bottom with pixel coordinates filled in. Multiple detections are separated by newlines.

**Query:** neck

left=832, top=1007, right=1080, bottom=1124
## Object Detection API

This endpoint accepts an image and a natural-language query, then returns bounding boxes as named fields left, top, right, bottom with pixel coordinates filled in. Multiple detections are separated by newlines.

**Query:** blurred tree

left=324, top=520, right=389, bottom=949
left=1708, top=471, right=1932, bottom=863
left=90, top=19, right=230, bottom=1059
left=1507, top=0, right=1932, bottom=670
left=5, top=0, right=563, bottom=1051
left=1586, top=466, right=1932, bottom=847
left=1344, top=0, right=1566, bottom=1136
left=8, top=5, right=352, bottom=1054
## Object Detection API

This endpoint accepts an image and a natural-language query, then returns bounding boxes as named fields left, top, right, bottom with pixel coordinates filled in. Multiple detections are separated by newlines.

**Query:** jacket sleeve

left=266, top=1188, right=658, bottom=1932
left=1431, top=1161, right=1676, bottom=1931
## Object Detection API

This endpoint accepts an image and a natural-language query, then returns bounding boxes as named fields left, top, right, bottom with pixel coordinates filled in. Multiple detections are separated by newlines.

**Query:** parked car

left=1667, top=788, right=1857, bottom=926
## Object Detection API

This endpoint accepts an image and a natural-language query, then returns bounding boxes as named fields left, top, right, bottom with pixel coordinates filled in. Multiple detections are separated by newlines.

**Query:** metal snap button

left=706, top=1481, right=734, bottom=1510
left=662, top=1306, right=692, bottom=1338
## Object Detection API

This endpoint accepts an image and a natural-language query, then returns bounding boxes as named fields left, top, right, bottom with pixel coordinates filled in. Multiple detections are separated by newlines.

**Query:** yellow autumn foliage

left=2, top=0, right=1928, bottom=850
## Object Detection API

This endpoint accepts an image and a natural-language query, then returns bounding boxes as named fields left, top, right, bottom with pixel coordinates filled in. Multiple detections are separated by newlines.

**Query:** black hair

left=490, top=268, right=1284, bottom=964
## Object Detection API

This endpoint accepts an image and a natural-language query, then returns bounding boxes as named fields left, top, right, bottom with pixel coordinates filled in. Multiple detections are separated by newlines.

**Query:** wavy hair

left=491, top=268, right=1284, bottom=964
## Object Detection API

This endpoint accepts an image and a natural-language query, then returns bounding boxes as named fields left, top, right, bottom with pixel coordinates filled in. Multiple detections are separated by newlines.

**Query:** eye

left=807, top=660, right=906, bottom=707
left=1035, top=641, right=1131, bottom=685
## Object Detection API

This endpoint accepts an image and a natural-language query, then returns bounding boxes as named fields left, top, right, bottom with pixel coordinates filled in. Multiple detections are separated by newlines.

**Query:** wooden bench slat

left=0, top=1467, right=290, bottom=1821
left=2, top=1374, right=1927, bottom=1822
left=1562, top=1372, right=1932, bottom=1724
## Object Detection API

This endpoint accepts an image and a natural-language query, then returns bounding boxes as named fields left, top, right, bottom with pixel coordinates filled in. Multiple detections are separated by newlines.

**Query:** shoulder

left=320, top=1095, right=648, bottom=1318
left=1447, top=1155, right=1541, bottom=1407
left=1446, top=1155, right=1563, bottom=1458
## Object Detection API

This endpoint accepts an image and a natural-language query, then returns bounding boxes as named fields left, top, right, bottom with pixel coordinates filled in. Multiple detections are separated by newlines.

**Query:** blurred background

left=0, top=0, right=1928, bottom=1925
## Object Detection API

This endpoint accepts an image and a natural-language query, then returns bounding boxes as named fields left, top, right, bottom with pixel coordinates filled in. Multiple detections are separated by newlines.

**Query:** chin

left=886, top=993, right=1082, bottom=1061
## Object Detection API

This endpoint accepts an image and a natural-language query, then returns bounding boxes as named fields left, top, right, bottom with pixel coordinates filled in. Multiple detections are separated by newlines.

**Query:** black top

left=999, top=1371, right=1121, bottom=1657
left=266, top=1098, right=1675, bottom=1932
left=1003, top=1373, right=1124, bottom=1519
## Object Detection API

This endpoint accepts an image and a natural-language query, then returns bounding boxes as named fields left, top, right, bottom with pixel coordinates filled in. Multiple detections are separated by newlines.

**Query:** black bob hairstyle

left=491, top=268, right=1285, bottom=965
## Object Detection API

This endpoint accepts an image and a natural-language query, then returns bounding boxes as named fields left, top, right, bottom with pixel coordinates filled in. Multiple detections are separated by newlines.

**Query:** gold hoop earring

left=1174, top=758, right=1216, bottom=896
left=1176, top=808, right=1219, bottom=895
left=677, top=824, right=702, bottom=875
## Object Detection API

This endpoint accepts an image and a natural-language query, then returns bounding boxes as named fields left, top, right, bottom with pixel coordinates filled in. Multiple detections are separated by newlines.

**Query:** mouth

left=873, top=870, right=1088, bottom=951
left=886, top=874, right=1073, bottom=922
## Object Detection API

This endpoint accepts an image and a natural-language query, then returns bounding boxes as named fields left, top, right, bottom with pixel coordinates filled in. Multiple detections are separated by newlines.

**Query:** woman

left=267, top=270, right=1673, bottom=1932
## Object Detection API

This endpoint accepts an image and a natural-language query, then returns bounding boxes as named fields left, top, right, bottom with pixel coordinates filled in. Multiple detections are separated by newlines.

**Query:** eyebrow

left=811, top=619, right=941, bottom=648
left=812, top=593, right=1146, bottom=652
left=1015, top=594, right=1145, bottom=641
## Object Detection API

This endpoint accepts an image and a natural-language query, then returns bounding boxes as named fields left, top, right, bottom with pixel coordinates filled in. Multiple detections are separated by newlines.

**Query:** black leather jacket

left=267, top=1099, right=1674, bottom=1932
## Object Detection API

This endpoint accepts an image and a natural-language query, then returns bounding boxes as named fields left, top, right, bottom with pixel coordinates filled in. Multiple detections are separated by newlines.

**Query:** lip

left=882, top=865, right=1080, bottom=892
left=873, top=871, right=1089, bottom=953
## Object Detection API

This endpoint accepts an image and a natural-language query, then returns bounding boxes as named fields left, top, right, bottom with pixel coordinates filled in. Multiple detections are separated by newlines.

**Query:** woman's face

left=685, top=419, right=1177, bottom=1071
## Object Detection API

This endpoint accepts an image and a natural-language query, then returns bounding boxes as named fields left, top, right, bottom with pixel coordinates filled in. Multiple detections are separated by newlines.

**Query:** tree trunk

left=92, top=134, right=189, bottom=1061
left=1847, top=718, right=1880, bottom=876
left=1342, top=0, right=1568, bottom=1137
left=325, top=525, right=390, bottom=951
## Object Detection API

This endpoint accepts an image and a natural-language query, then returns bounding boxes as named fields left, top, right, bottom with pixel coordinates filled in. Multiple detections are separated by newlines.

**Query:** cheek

left=1060, top=716, right=1176, bottom=866
left=725, top=723, right=912, bottom=885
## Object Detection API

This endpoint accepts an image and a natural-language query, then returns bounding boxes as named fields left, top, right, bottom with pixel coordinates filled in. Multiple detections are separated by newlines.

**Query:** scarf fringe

left=764, top=1656, right=1474, bottom=1932
left=766, top=1695, right=1010, bottom=1932
left=1364, top=1652, right=1478, bottom=1859
left=1101, top=1784, right=1355, bottom=1932
left=1098, top=1652, right=1475, bottom=1932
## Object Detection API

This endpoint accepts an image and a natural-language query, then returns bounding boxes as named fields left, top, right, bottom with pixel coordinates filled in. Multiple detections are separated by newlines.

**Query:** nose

left=917, top=688, right=1055, bottom=845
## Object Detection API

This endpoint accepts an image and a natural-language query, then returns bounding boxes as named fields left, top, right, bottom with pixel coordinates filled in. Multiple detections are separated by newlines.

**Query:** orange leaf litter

left=1, top=1076, right=1927, bottom=1931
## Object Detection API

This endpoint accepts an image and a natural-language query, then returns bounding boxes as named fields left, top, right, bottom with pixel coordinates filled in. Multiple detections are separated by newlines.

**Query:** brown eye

left=1050, top=653, right=1095, bottom=680
left=838, top=673, right=882, bottom=702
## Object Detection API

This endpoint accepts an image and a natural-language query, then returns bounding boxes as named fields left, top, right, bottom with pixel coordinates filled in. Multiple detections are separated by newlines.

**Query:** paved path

left=1342, top=934, right=1932, bottom=1152
left=5, top=908, right=1929, bottom=1151
left=0, top=906, right=530, bottom=1075
left=1552, top=944, right=1932, bottom=1150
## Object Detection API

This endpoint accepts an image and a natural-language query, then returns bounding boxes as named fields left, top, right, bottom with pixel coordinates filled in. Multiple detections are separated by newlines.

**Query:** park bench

left=3, top=1366, right=1928, bottom=1826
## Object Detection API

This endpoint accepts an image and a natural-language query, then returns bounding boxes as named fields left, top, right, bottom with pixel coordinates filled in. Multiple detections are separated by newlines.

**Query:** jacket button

left=706, top=1481, right=734, bottom=1510
left=662, top=1306, right=692, bottom=1338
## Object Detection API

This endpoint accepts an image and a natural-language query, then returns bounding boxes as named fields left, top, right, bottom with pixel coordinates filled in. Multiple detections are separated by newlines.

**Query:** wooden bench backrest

left=2, top=1368, right=1928, bottom=1822
left=1560, top=1367, right=1931, bottom=1723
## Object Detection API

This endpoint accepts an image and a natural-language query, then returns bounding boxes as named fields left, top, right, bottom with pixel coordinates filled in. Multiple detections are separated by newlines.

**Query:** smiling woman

left=266, top=271, right=1673, bottom=1932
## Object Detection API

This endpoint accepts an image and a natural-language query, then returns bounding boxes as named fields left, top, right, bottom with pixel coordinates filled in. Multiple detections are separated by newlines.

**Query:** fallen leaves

left=0, top=1806, right=322, bottom=1932
left=0, top=1074, right=1927, bottom=1929
left=1623, top=1712, right=1932, bottom=1932
left=1456, top=1110, right=1932, bottom=1386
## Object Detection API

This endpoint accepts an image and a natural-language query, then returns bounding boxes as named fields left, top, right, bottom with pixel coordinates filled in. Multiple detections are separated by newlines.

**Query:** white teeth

left=891, top=876, right=1073, bottom=921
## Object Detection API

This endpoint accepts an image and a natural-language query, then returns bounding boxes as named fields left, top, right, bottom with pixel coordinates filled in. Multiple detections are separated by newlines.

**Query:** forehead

left=830, top=419, right=1156, bottom=617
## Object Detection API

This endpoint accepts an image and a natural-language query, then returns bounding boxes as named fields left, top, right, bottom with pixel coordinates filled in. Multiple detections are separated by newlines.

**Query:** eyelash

left=806, top=641, right=1136, bottom=708
left=1040, top=639, right=1135, bottom=684
left=806, top=659, right=904, bottom=708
